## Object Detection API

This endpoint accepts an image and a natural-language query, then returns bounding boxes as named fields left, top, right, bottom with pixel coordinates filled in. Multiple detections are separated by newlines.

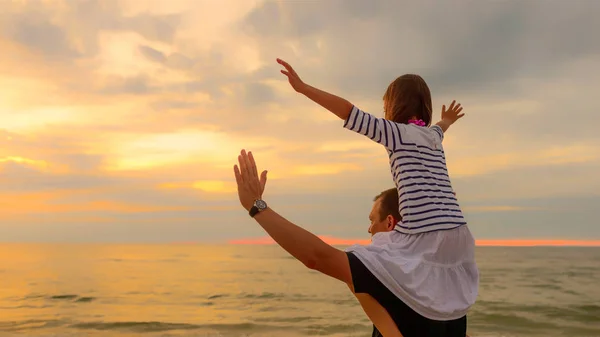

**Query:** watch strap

left=249, top=206, right=260, bottom=217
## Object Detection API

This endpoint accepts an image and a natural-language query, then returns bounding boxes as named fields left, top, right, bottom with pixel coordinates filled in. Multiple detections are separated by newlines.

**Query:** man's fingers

left=239, top=153, right=249, bottom=179
left=448, top=100, right=455, bottom=110
left=234, top=164, right=243, bottom=185
left=260, top=170, right=268, bottom=183
left=259, top=170, right=268, bottom=192
left=248, top=151, right=259, bottom=180
left=241, top=149, right=253, bottom=179
left=442, top=104, right=446, bottom=114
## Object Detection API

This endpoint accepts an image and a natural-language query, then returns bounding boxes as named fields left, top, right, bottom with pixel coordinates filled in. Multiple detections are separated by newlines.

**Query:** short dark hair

left=373, top=188, right=401, bottom=222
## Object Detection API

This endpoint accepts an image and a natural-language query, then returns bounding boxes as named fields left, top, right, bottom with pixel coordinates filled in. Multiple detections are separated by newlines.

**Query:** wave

left=0, top=319, right=65, bottom=332
left=0, top=319, right=367, bottom=334
left=241, top=292, right=285, bottom=299
left=207, top=294, right=227, bottom=299
left=49, top=294, right=78, bottom=300
left=3, top=293, right=97, bottom=304
left=49, top=294, right=96, bottom=302
left=303, top=323, right=371, bottom=334
left=252, top=316, right=321, bottom=323
left=16, top=291, right=340, bottom=305
left=475, top=300, right=600, bottom=323
left=71, top=321, right=203, bottom=332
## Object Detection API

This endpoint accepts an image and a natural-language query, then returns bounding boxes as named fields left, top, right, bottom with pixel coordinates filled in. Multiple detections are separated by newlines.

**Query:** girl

left=277, top=58, right=479, bottom=334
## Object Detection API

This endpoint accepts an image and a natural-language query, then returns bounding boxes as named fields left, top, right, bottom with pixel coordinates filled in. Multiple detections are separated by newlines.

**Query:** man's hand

left=441, top=100, right=464, bottom=125
left=233, top=149, right=268, bottom=211
left=277, top=58, right=308, bottom=93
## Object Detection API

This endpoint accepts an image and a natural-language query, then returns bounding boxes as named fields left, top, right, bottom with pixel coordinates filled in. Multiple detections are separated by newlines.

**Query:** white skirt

left=345, top=225, right=479, bottom=321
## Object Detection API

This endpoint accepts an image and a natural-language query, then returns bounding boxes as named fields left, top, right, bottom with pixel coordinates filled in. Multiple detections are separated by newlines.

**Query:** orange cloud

left=0, top=191, right=190, bottom=216
left=228, top=236, right=600, bottom=247
left=229, top=236, right=370, bottom=246
left=0, top=0, right=598, bottom=244
left=0, top=156, right=48, bottom=168
left=291, top=163, right=363, bottom=176
left=159, top=180, right=236, bottom=193
left=0, top=156, right=71, bottom=174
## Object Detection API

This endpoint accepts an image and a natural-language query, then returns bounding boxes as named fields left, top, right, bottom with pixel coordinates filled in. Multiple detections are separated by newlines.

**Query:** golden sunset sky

left=0, top=0, right=599, bottom=244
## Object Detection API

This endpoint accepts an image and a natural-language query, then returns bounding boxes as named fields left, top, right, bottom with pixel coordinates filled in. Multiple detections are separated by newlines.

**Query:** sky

left=0, top=0, right=599, bottom=244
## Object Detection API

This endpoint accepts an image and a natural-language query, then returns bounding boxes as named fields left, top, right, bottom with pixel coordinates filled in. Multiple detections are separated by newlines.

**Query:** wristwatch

left=249, top=199, right=268, bottom=217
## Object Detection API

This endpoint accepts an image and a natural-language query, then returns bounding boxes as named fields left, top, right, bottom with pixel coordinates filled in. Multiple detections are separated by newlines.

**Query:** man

left=368, top=188, right=401, bottom=238
left=365, top=189, right=470, bottom=337
left=366, top=187, right=401, bottom=337
left=233, top=149, right=469, bottom=336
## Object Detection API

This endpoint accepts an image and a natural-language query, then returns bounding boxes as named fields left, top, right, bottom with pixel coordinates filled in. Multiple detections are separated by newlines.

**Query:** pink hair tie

left=408, top=119, right=426, bottom=127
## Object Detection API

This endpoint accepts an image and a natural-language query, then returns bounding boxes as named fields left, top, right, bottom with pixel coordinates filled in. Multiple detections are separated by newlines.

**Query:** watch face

left=255, top=199, right=267, bottom=210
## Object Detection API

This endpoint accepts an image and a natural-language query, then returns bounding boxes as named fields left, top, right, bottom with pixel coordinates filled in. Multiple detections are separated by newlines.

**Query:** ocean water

left=0, top=244, right=599, bottom=337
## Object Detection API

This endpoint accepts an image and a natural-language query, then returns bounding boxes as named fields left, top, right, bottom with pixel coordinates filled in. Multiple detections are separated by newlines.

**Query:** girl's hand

left=277, top=58, right=307, bottom=93
left=441, top=100, right=464, bottom=125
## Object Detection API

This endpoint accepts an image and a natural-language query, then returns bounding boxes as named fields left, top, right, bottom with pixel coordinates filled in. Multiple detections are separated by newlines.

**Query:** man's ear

left=386, top=215, right=396, bottom=230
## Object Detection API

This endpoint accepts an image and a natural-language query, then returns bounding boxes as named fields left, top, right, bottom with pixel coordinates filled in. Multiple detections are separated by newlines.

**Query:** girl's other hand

left=441, top=100, right=464, bottom=125
left=277, top=58, right=307, bottom=93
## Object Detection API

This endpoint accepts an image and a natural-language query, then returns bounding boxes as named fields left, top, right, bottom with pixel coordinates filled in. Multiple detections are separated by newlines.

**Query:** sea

left=0, top=244, right=599, bottom=337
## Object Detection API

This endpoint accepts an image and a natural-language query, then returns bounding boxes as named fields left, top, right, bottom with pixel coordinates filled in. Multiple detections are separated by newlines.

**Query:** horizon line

left=1, top=238, right=599, bottom=247
left=226, top=236, right=600, bottom=247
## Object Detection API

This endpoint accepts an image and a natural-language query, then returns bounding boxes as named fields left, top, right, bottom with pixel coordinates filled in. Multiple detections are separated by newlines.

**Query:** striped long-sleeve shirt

left=343, top=106, right=467, bottom=234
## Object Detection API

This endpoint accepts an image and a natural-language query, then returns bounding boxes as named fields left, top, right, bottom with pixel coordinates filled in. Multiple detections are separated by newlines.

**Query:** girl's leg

left=348, top=283, right=404, bottom=337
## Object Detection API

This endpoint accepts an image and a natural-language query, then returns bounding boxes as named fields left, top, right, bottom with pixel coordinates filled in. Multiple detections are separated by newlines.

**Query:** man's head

left=368, top=188, right=402, bottom=236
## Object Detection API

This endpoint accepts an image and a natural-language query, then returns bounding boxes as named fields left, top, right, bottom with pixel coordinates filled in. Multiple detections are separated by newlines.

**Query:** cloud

left=0, top=0, right=598, bottom=242
left=0, top=191, right=191, bottom=216
left=475, top=240, right=600, bottom=247
left=0, top=161, right=115, bottom=193
left=234, top=0, right=600, bottom=151
left=291, top=163, right=363, bottom=176
left=98, top=75, right=158, bottom=95
left=0, top=0, right=181, bottom=62
left=242, top=82, right=279, bottom=105
left=240, top=0, right=600, bottom=96
left=0, top=156, right=50, bottom=171
left=228, top=235, right=372, bottom=246
left=462, top=206, right=544, bottom=213
left=138, top=45, right=167, bottom=63
left=5, top=13, right=79, bottom=60
left=160, top=180, right=238, bottom=194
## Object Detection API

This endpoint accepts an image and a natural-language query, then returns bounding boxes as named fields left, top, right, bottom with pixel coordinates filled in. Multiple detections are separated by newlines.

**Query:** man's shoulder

left=371, top=231, right=395, bottom=245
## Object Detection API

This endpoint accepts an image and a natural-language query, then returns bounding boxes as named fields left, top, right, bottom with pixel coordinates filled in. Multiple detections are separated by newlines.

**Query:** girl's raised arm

left=277, top=58, right=353, bottom=120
